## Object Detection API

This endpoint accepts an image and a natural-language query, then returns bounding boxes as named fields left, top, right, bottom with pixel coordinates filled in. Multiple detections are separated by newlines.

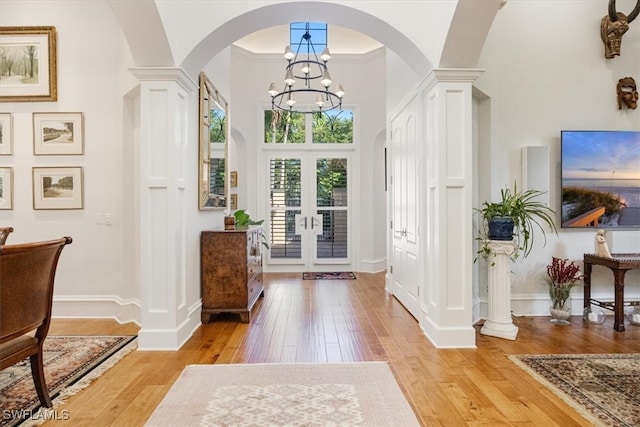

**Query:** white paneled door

left=390, top=104, right=420, bottom=320
left=266, top=153, right=351, bottom=272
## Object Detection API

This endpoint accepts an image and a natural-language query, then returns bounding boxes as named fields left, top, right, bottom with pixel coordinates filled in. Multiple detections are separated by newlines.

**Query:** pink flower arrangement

left=546, top=257, right=583, bottom=309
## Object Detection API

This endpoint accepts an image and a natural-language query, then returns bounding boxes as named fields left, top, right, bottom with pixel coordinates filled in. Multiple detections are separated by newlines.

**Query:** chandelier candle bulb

left=284, top=45, right=295, bottom=60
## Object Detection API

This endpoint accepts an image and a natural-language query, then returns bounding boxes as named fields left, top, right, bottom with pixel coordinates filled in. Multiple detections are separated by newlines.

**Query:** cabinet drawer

left=248, top=274, right=263, bottom=305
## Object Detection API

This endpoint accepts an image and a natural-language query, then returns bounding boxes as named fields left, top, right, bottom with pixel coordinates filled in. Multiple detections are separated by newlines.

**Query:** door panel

left=390, top=107, right=420, bottom=319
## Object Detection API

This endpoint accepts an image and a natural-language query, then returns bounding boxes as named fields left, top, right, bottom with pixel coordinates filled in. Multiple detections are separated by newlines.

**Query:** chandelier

left=268, top=24, right=345, bottom=114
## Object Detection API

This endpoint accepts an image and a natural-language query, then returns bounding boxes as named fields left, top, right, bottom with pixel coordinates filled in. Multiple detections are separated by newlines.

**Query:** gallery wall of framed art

left=0, top=26, right=86, bottom=211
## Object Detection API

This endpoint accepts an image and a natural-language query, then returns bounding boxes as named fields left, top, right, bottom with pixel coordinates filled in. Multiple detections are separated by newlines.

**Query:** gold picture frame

left=230, top=171, right=238, bottom=187
left=32, top=166, right=83, bottom=210
left=0, top=26, right=57, bottom=102
left=0, top=167, right=13, bottom=210
left=230, top=193, right=238, bottom=210
left=33, top=112, right=84, bottom=155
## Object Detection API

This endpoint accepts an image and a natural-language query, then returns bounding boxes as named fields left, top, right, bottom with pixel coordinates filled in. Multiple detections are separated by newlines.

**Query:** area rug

left=302, top=271, right=356, bottom=280
left=145, top=362, right=420, bottom=426
left=509, top=353, right=640, bottom=427
left=0, top=335, right=137, bottom=427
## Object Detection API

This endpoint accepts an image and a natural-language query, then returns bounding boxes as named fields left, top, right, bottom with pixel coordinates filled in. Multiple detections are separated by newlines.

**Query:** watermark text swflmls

left=2, top=409, right=70, bottom=421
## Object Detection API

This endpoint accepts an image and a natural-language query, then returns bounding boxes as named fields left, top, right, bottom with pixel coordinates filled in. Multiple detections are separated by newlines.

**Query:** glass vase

left=550, top=301, right=571, bottom=325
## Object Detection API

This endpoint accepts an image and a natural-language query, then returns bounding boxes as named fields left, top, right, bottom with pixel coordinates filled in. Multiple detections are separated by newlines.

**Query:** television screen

left=561, top=130, right=640, bottom=229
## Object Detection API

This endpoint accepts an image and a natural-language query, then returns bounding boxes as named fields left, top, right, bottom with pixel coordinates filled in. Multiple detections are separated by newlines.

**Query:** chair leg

left=30, top=351, right=53, bottom=407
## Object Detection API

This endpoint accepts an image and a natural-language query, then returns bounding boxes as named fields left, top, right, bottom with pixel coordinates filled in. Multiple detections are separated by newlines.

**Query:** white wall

left=0, top=1, right=140, bottom=319
left=475, top=0, right=640, bottom=315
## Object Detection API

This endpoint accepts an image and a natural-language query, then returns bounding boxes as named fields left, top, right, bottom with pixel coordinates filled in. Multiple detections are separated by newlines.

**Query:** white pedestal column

left=481, top=240, right=519, bottom=340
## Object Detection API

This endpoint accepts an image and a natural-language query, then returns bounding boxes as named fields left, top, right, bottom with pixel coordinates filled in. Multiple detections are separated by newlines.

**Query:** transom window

left=264, top=110, right=353, bottom=144
left=290, top=22, right=327, bottom=54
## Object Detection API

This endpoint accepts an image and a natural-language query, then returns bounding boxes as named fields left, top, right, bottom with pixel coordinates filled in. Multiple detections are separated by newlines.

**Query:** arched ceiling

left=109, top=0, right=502, bottom=79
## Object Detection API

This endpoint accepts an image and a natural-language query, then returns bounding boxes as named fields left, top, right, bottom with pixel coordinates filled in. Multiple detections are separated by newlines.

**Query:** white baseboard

left=478, top=293, right=621, bottom=317
left=137, top=299, right=202, bottom=351
left=359, top=257, right=387, bottom=273
left=420, top=312, right=477, bottom=348
left=52, top=295, right=141, bottom=324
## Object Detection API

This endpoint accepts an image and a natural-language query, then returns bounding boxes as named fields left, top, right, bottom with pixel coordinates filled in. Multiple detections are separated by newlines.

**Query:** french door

left=265, top=152, right=351, bottom=271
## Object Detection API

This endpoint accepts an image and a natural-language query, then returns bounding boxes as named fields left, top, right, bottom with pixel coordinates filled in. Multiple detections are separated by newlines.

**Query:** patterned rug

left=0, top=335, right=137, bottom=427
left=146, top=362, right=420, bottom=426
left=302, top=272, right=356, bottom=280
left=509, top=353, right=640, bottom=427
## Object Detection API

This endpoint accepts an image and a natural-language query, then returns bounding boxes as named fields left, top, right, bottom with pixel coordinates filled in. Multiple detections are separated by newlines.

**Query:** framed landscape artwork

left=32, top=166, right=83, bottom=210
left=0, top=167, right=13, bottom=209
left=561, top=130, right=640, bottom=229
left=33, top=112, right=84, bottom=155
left=0, top=113, right=12, bottom=155
left=0, top=26, right=57, bottom=102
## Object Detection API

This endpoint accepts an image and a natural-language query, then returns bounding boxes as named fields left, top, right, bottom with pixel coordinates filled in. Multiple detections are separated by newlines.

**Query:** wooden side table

left=583, top=253, right=640, bottom=332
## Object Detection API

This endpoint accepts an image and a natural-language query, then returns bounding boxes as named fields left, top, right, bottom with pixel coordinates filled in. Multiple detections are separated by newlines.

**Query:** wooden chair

left=0, top=226, right=13, bottom=245
left=0, top=236, right=72, bottom=408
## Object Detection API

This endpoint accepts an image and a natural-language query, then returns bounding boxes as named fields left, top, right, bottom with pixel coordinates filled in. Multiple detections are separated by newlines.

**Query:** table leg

left=613, top=269, right=628, bottom=332
left=583, top=262, right=592, bottom=310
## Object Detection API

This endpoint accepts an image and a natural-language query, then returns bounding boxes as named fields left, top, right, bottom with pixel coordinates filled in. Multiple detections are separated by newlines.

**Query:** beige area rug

left=146, top=362, right=420, bottom=426
left=509, top=353, right=640, bottom=427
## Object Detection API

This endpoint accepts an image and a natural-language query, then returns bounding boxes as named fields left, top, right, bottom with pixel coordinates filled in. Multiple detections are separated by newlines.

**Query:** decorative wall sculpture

left=617, top=77, right=638, bottom=110
left=600, top=0, right=640, bottom=58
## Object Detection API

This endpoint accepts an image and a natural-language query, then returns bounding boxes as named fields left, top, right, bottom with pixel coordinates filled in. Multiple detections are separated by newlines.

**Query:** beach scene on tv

left=561, top=130, right=640, bottom=228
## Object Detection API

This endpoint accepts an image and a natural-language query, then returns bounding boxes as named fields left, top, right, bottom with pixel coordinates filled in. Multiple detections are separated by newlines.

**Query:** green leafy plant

left=475, top=183, right=558, bottom=263
left=233, top=209, right=263, bottom=227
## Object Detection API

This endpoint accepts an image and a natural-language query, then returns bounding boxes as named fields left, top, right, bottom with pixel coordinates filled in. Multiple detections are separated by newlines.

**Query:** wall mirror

left=199, top=72, right=228, bottom=210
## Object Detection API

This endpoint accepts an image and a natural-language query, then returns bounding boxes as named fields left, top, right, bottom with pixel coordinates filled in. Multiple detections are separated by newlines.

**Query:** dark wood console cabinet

left=200, top=227, right=264, bottom=323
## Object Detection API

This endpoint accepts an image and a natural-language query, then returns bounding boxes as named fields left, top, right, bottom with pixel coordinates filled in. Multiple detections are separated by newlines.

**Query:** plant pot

left=488, top=217, right=514, bottom=241
left=224, top=215, right=235, bottom=230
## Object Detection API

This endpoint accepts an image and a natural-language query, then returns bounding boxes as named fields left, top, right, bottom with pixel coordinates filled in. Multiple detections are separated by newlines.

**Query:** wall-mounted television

left=561, top=130, right=640, bottom=229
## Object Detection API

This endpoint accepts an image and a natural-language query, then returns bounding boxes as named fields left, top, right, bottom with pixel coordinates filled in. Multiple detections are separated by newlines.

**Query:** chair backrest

left=0, top=227, right=14, bottom=245
left=0, top=236, right=72, bottom=344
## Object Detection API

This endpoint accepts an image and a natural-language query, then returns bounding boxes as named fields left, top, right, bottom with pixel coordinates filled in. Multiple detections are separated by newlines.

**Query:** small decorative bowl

left=626, top=307, right=640, bottom=326
left=583, top=307, right=606, bottom=325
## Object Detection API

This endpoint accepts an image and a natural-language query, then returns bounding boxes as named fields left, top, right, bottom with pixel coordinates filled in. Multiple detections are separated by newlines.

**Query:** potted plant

left=544, top=256, right=583, bottom=324
left=233, top=209, right=269, bottom=249
left=475, top=183, right=557, bottom=262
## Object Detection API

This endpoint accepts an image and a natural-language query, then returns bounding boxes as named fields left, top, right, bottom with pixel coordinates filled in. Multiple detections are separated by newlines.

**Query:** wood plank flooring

left=41, top=272, right=640, bottom=426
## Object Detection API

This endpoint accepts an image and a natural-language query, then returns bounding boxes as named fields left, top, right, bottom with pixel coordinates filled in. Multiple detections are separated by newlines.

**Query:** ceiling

left=233, top=24, right=383, bottom=55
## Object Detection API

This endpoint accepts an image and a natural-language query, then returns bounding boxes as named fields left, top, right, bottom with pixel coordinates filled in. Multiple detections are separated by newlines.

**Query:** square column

left=419, top=69, right=483, bottom=348
left=129, top=68, right=199, bottom=350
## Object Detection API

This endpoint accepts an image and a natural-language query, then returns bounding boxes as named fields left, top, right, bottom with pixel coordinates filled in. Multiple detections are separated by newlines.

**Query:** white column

left=481, top=240, right=519, bottom=340
left=420, top=69, right=483, bottom=348
left=129, top=68, right=199, bottom=350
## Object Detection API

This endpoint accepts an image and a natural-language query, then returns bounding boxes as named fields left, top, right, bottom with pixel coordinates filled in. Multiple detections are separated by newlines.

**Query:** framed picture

left=0, top=113, right=12, bottom=155
left=33, top=112, right=84, bottom=155
left=230, top=193, right=238, bottom=210
left=0, top=26, right=57, bottom=102
left=230, top=170, right=238, bottom=187
left=32, top=166, right=83, bottom=210
left=0, top=167, right=13, bottom=210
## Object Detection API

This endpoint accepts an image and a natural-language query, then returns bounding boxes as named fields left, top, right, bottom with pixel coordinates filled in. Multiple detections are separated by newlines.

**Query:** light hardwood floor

left=42, top=272, right=640, bottom=426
